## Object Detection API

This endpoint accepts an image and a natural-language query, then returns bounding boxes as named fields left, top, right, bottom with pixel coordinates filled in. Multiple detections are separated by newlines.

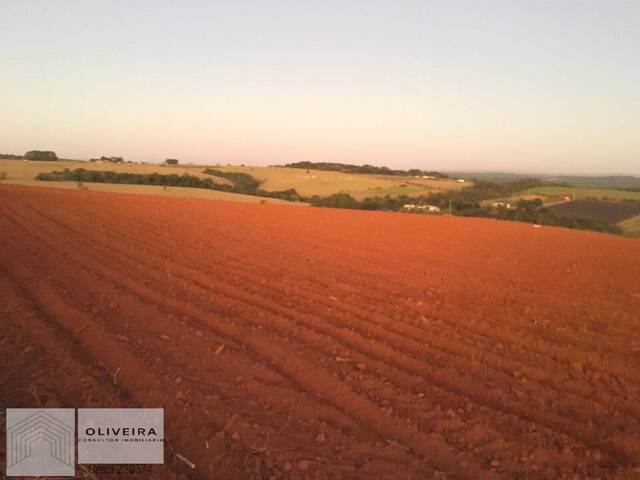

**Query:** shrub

left=24, top=150, right=57, bottom=161
left=202, top=168, right=261, bottom=192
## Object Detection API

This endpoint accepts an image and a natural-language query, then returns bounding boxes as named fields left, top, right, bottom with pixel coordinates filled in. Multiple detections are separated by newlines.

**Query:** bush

left=24, top=150, right=57, bottom=161
left=202, top=168, right=261, bottom=192
left=308, top=193, right=360, bottom=209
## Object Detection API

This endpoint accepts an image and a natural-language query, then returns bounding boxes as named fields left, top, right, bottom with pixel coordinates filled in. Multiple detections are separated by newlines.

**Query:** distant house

left=456, top=179, right=466, bottom=183
left=491, top=201, right=512, bottom=209
left=402, top=204, right=441, bottom=213
left=93, top=156, right=124, bottom=163
left=422, top=175, right=436, bottom=179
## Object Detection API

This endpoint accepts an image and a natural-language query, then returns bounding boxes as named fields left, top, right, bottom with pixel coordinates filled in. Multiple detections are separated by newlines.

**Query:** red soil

left=1, top=184, right=640, bottom=480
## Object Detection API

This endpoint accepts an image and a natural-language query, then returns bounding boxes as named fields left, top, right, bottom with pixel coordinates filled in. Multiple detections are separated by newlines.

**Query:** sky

left=1, top=1, right=639, bottom=174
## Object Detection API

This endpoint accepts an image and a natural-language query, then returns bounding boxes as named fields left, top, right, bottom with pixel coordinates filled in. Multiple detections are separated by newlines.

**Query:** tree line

left=281, top=161, right=449, bottom=178
left=36, top=168, right=303, bottom=202
left=1, top=151, right=59, bottom=161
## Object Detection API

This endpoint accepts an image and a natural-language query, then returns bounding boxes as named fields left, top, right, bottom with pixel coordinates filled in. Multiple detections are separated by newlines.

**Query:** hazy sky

left=1, top=1, right=639, bottom=174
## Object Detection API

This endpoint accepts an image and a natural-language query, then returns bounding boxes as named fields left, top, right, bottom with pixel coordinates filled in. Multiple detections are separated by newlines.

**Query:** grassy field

left=526, top=185, right=640, bottom=202
left=216, top=165, right=467, bottom=199
left=619, top=214, right=640, bottom=238
left=450, top=172, right=640, bottom=189
left=0, top=160, right=304, bottom=205
left=0, top=159, right=232, bottom=184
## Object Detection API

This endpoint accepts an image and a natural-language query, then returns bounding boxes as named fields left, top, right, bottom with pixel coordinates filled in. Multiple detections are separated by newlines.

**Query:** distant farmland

left=0, top=159, right=466, bottom=202
left=546, top=200, right=640, bottom=223
left=618, top=214, right=640, bottom=238
left=0, top=159, right=232, bottom=184
left=526, top=185, right=640, bottom=202
left=215, top=165, right=467, bottom=199
left=0, top=160, right=306, bottom=205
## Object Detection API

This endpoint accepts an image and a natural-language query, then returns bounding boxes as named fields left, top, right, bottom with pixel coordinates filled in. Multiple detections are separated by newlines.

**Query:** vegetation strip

left=36, top=167, right=304, bottom=202
left=281, top=161, right=450, bottom=178
left=34, top=167, right=632, bottom=234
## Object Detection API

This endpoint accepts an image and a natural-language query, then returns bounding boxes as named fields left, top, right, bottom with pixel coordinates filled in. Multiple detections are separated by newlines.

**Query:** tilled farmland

left=1, top=185, right=640, bottom=480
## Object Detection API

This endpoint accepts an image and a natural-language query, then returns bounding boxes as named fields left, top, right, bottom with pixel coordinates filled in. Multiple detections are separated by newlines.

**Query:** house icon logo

left=6, top=408, right=75, bottom=477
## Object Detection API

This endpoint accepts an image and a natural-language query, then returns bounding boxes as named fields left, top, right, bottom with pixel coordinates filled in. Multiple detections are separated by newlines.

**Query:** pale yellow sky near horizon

left=1, top=1, right=639, bottom=174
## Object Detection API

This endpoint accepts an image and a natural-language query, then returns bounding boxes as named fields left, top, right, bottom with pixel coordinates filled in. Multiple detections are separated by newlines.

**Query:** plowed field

left=2, top=185, right=640, bottom=480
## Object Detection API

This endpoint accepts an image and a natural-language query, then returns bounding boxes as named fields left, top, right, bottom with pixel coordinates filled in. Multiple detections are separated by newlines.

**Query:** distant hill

left=448, top=171, right=640, bottom=189
left=543, top=175, right=640, bottom=189
left=282, top=161, right=449, bottom=178
left=445, top=171, right=537, bottom=182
